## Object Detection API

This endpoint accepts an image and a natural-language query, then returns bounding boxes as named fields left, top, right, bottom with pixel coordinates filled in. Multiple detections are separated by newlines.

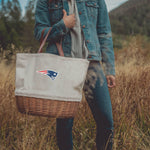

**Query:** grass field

left=0, top=36, right=150, bottom=150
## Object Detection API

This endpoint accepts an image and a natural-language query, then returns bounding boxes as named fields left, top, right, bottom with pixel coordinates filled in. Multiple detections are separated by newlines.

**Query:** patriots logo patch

left=37, top=70, right=58, bottom=80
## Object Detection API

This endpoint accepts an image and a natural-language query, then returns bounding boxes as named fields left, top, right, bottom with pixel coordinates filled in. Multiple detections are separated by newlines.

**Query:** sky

left=0, top=0, right=128, bottom=16
left=105, top=0, right=128, bottom=11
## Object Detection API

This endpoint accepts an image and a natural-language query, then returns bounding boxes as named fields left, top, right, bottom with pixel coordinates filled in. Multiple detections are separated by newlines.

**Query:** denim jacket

left=34, top=0, right=115, bottom=76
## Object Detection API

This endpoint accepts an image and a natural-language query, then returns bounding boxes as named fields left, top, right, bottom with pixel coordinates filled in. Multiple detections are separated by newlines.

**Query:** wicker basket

left=15, top=28, right=88, bottom=118
left=16, top=96, right=80, bottom=118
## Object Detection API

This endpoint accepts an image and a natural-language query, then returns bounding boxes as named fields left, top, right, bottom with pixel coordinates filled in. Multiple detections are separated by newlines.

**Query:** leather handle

left=38, top=27, right=64, bottom=57
left=56, top=38, right=64, bottom=56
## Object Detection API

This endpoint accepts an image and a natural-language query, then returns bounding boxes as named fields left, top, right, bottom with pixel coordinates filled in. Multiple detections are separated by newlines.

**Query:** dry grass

left=0, top=36, right=150, bottom=150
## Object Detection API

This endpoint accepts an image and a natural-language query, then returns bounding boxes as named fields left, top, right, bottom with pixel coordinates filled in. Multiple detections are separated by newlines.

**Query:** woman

left=34, top=0, right=116, bottom=150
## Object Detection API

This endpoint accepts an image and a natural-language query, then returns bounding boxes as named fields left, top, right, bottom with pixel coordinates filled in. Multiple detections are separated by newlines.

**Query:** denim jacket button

left=55, top=5, right=58, bottom=7
left=86, top=40, right=90, bottom=43
left=88, top=55, right=92, bottom=58
left=79, top=11, right=82, bottom=15
left=82, top=25, right=85, bottom=28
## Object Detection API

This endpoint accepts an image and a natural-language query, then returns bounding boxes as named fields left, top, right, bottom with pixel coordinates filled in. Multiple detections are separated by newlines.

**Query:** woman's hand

left=106, top=75, right=116, bottom=88
left=63, top=9, right=76, bottom=28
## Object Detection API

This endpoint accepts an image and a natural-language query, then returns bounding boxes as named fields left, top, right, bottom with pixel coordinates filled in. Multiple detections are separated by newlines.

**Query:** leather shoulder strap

left=38, top=27, right=52, bottom=53
left=38, top=27, right=64, bottom=56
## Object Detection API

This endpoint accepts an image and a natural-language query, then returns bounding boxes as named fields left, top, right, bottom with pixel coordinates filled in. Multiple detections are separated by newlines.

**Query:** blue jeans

left=56, top=61, right=114, bottom=150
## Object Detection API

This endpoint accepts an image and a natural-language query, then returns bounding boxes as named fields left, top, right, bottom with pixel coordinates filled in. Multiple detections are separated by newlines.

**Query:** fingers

left=110, top=77, right=116, bottom=88
left=63, top=9, right=67, bottom=17
left=106, top=75, right=116, bottom=88
left=70, top=13, right=75, bottom=17
left=63, top=9, right=76, bottom=28
left=63, top=9, right=75, bottom=18
left=71, top=14, right=76, bottom=26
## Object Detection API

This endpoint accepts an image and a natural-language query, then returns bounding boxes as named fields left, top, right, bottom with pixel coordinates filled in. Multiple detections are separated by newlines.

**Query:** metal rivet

left=82, top=25, right=85, bottom=28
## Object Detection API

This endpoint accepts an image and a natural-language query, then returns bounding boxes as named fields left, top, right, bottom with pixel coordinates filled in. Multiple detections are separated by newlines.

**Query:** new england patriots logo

left=37, top=70, right=58, bottom=80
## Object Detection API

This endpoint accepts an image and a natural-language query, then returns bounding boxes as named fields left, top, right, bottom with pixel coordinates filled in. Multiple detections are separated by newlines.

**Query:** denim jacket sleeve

left=34, top=0, right=69, bottom=42
left=97, top=0, right=115, bottom=76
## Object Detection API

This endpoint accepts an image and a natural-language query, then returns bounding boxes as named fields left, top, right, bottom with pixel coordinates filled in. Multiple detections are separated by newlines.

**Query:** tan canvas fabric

left=15, top=53, right=89, bottom=102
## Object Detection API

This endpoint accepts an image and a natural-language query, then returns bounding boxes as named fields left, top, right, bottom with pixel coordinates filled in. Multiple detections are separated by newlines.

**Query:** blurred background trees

left=0, top=0, right=23, bottom=49
left=110, top=0, right=150, bottom=37
left=21, top=0, right=39, bottom=50
left=0, top=0, right=150, bottom=57
left=0, top=0, right=38, bottom=56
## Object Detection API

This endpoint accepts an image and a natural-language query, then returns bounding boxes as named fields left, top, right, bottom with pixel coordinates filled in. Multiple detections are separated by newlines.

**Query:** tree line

left=0, top=0, right=39, bottom=54
left=0, top=0, right=150, bottom=56
left=109, top=0, right=150, bottom=36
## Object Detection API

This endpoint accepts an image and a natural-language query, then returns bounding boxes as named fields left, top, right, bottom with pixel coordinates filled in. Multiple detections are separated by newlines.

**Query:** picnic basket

left=15, top=27, right=89, bottom=118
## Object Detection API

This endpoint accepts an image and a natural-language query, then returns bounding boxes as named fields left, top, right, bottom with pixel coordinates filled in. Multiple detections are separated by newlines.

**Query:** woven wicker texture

left=16, top=96, right=80, bottom=118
